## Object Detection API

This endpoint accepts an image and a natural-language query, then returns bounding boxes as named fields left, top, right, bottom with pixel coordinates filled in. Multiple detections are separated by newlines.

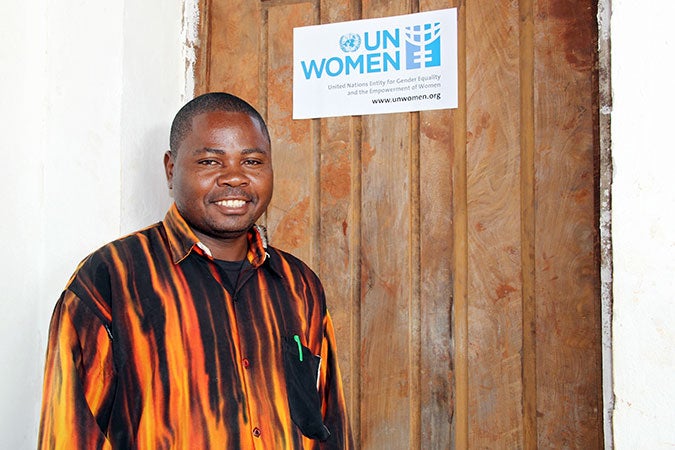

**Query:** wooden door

left=194, top=0, right=602, bottom=448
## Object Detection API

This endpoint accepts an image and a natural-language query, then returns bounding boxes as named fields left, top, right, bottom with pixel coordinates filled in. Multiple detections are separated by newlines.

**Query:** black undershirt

left=213, top=259, right=247, bottom=294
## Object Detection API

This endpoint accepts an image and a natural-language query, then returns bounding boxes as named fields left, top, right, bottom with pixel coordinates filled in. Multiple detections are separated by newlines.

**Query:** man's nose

left=216, top=164, right=249, bottom=186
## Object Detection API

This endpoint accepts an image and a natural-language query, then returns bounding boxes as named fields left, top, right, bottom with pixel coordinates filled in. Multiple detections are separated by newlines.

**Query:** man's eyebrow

left=241, top=147, right=269, bottom=156
left=193, top=147, right=226, bottom=155
left=192, top=147, right=268, bottom=156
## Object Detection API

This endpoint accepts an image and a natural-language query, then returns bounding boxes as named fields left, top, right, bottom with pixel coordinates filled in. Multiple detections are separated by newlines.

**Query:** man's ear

left=163, top=151, right=175, bottom=190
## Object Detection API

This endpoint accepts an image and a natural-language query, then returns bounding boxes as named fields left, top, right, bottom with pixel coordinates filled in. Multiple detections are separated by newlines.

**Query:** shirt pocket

left=281, top=335, right=331, bottom=441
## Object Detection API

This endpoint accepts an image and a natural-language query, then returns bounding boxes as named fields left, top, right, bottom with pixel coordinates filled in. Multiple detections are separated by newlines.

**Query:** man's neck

left=195, top=231, right=249, bottom=261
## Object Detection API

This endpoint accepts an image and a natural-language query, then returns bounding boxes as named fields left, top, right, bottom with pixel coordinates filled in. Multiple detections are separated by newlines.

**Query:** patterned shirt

left=38, top=204, right=352, bottom=449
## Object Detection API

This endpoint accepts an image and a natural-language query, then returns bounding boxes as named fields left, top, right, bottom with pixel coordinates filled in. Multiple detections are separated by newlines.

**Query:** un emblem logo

left=339, top=33, right=361, bottom=53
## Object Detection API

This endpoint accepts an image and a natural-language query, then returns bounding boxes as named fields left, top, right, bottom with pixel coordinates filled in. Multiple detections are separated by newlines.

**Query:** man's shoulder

left=62, top=221, right=167, bottom=310
left=70, top=221, right=166, bottom=279
left=95, top=220, right=163, bottom=252
left=266, top=245, right=321, bottom=282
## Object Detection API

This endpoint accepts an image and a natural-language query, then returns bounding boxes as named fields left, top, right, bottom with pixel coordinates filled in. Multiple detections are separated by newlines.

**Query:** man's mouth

left=215, top=199, right=247, bottom=208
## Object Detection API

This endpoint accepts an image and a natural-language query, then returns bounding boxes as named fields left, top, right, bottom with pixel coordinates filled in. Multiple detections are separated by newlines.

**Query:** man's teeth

left=216, top=199, right=246, bottom=208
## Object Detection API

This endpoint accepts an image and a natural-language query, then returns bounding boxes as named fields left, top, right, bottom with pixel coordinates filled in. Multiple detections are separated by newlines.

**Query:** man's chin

left=213, top=228, right=251, bottom=240
left=205, top=221, right=255, bottom=240
left=185, top=215, right=258, bottom=242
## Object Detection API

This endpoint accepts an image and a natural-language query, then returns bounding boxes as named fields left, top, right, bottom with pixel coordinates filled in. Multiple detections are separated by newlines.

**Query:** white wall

left=0, top=1, right=186, bottom=448
left=611, top=0, right=675, bottom=448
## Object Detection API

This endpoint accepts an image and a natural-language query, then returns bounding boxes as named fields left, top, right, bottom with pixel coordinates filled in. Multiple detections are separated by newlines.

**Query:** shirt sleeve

left=318, top=311, right=354, bottom=450
left=38, top=290, right=115, bottom=450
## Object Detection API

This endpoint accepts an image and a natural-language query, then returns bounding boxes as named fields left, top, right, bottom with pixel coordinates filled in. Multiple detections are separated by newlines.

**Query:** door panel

left=465, top=1, right=524, bottom=447
left=195, top=1, right=602, bottom=448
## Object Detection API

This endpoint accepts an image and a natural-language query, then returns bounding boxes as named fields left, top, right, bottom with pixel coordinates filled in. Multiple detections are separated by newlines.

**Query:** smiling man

left=165, top=103, right=274, bottom=261
left=38, top=93, right=353, bottom=449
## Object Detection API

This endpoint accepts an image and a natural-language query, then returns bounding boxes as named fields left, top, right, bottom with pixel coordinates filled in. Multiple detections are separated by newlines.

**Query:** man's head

left=169, top=92, right=271, bottom=156
left=164, top=93, right=273, bottom=258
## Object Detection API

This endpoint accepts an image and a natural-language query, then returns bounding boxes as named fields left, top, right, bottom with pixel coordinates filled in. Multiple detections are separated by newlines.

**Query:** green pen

left=293, top=334, right=303, bottom=362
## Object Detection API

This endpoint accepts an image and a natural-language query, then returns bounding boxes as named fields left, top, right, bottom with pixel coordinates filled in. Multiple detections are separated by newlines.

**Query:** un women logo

left=339, top=33, right=361, bottom=53
left=404, top=22, right=442, bottom=69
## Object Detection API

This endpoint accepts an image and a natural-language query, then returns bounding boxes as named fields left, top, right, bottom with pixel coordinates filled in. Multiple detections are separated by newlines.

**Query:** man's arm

left=319, top=311, right=354, bottom=450
left=38, top=291, right=115, bottom=450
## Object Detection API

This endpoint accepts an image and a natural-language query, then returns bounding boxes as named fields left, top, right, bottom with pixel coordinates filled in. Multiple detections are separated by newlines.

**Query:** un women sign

left=293, top=9, right=457, bottom=119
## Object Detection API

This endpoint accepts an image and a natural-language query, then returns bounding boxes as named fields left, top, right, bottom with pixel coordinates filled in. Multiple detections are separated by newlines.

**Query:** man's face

left=164, top=110, right=273, bottom=243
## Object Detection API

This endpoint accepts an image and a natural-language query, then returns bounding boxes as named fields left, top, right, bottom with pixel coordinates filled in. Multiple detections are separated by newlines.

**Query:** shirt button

left=252, top=427, right=262, bottom=438
left=242, top=358, right=250, bottom=368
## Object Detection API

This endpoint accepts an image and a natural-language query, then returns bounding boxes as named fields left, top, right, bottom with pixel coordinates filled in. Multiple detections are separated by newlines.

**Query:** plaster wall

left=611, top=0, right=675, bottom=448
left=0, top=1, right=184, bottom=447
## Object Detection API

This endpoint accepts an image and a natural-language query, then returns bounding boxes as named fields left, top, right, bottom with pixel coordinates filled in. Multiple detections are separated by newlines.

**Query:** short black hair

left=169, top=92, right=270, bottom=155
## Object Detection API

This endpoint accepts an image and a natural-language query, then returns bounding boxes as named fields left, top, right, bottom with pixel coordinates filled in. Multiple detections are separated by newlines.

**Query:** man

left=38, top=92, right=352, bottom=449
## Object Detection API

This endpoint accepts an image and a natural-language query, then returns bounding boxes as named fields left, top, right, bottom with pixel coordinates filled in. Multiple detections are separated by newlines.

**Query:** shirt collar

left=163, top=203, right=269, bottom=268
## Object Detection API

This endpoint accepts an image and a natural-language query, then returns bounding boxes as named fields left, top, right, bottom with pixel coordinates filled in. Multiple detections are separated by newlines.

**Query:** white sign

left=293, top=8, right=458, bottom=119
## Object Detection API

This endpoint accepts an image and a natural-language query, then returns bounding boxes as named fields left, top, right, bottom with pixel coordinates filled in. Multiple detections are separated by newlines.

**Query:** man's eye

left=198, top=159, right=219, bottom=166
left=243, top=159, right=262, bottom=166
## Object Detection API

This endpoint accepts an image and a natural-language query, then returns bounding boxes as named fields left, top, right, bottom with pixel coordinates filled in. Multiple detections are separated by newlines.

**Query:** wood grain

left=533, top=1, right=602, bottom=447
left=519, top=0, right=537, bottom=448
left=319, top=0, right=363, bottom=442
left=196, top=1, right=604, bottom=448
left=357, top=4, right=415, bottom=449
left=418, top=1, right=459, bottom=448
left=206, top=0, right=262, bottom=104
left=265, top=2, right=316, bottom=264
left=465, top=0, right=524, bottom=447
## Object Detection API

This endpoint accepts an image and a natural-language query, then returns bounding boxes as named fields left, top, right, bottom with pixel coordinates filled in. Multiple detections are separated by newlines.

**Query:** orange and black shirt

left=38, top=204, right=352, bottom=449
